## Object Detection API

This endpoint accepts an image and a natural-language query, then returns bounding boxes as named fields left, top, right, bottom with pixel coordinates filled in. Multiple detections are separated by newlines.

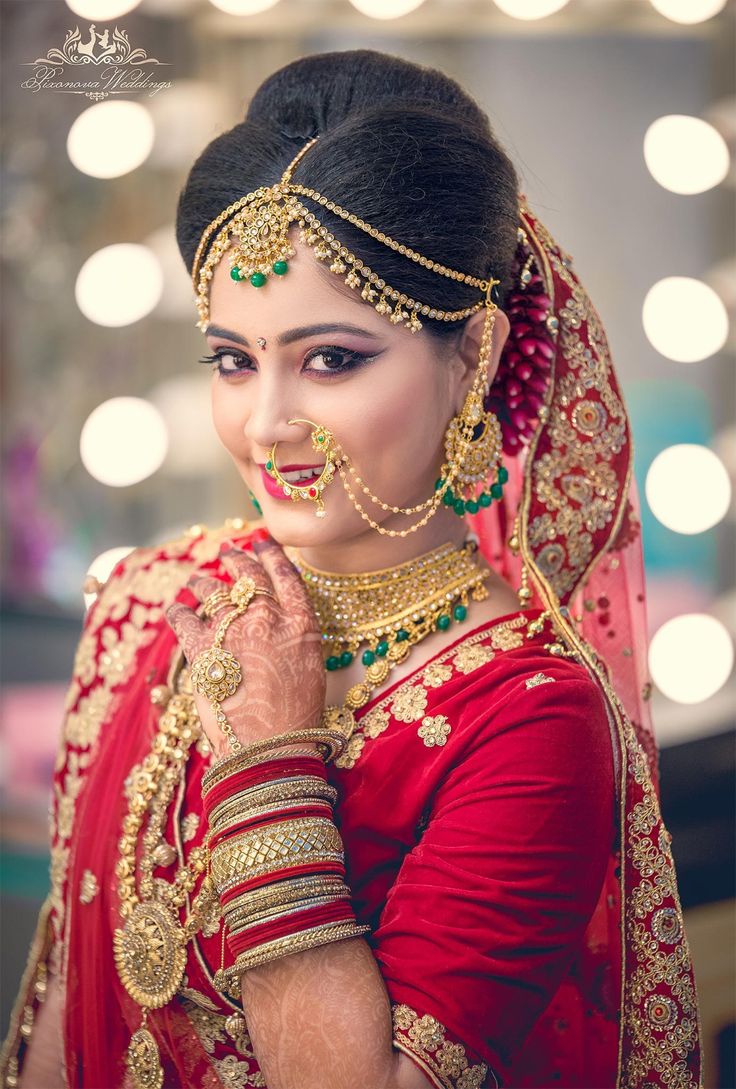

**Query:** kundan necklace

left=287, top=537, right=491, bottom=740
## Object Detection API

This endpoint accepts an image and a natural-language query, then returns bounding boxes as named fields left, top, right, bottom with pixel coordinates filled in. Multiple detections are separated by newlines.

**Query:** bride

left=3, top=49, right=701, bottom=1089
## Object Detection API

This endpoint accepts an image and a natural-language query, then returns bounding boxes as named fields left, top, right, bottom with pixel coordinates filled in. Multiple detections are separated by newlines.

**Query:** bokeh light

left=642, top=277, right=729, bottom=362
left=348, top=0, right=426, bottom=16
left=492, top=0, right=570, bottom=19
left=648, top=0, right=728, bottom=24
left=83, top=546, right=136, bottom=609
left=649, top=613, right=734, bottom=704
left=75, top=244, right=163, bottom=327
left=80, top=397, right=169, bottom=486
left=65, top=0, right=143, bottom=15
left=644, top=115, right=730, bottom=195
left=207, top=0, right=281, bottom=13
left=67, top=102, right=155, bottom=180
left=646, top=444, right=732, bottom=534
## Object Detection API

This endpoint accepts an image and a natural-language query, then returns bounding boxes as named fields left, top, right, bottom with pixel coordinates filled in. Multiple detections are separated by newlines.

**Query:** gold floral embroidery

left=181, top=813, right=200, bottom=843
left=422, top=662, right=453, bottom=688
left=452, top=645, right=494, bottom=674
left=391, top=1003, right=492, bottom=1089
left=79, top=870, right=98, bottom=904
left=488, top=616, right=527, bottom=651
left=47, top=521, right=243, bottom=983
left=212, top=1054, right=261, bottom=1089
left=417, top=715, right=451, bottom=748
left=361, top=707, right=391, bottom=739
left=525, top=672, right=555, bottom=689
left=390, top=685, right=428, bottom=723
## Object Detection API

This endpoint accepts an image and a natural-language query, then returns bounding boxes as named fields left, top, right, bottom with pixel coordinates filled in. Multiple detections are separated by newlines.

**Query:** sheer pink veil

left=471, top=196, right=699, bottom=1087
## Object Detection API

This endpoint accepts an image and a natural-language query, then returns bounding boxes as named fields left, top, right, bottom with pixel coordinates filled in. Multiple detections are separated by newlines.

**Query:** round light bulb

left=66, top=0, right=143, bottom=15
left=492, top=0, right=570, bottom=19
left=207, top=0, right=281, bottom=13
left=646, top=444, right=732, bottom=534
left=67, top=101, right=154, bottom=180
left=644, top=115, right=730, bottom=195
left=75, top=243, right=163, bottom=327
left=648, top=0, right=727, bottom=24
left=642, top=277, right=729, bottom=363
left=80, top=397, right=168, bottom=487
left=649, top=613, right=733, bottom=704
left=83, top=546, right=136, bottom=608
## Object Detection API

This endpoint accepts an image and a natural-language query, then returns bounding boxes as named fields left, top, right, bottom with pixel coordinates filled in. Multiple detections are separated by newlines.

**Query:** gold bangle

left=211, top=797, right=335, bottom=840
left=224, top=877, right=349, bottom=921
left=217, top=920, right=371, bottom=981
left=202, top=729, right=347, bottom=795
left=210, top=817, right=344, bottom=887
left=226, top=891, right=352, bottom=933
left=208, top=778, right=337, bottom=829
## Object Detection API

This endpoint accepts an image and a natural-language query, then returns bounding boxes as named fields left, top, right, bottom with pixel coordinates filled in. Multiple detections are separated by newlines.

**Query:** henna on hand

left=165, top=539, right=325, bottom=754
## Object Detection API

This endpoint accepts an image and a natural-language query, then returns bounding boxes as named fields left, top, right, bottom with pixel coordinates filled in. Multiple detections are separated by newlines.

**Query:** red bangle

left=227, top=900, right=357, bottom=958
left=203, top=757, right=327, bottom=816
left=209, top=802, right=334, bottom=849
left=219, top=860, right=347, bottom=906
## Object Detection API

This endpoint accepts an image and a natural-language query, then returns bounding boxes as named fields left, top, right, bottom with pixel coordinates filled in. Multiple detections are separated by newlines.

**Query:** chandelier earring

left=439, top=392, right=508, bottom=517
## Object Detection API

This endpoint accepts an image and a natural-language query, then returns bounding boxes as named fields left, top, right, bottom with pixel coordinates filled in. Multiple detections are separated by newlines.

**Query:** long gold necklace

left=287, top=537, right=491, bottom=739
left=113, top=652, right=218, bottom=1089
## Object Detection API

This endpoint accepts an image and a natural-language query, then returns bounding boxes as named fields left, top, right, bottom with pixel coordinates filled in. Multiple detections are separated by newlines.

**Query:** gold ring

left=202, top=589, right=232, bottom=618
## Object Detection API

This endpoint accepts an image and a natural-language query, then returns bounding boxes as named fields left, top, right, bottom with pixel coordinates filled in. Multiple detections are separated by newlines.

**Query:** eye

left=303, top=347, right=373, bottom=376
left=198, top=349, right=251, bottom=375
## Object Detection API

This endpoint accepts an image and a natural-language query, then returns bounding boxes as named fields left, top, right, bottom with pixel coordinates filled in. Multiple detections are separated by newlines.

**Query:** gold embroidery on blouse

left=418, top=715, right=451, bottom=748
left=392, top=1003, right=493, bottom=1089
left=390, top=684, right=429, bottom=723
left=335, top=614, right=552, bottom=771
left=452, top=644, right=495, bottom=674
left=79, top=870, right=99, bottom=904
left=525, top=672, right=556, bottom=689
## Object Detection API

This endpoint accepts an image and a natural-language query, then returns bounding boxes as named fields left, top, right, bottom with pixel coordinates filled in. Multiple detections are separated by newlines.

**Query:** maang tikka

left=193, top=137, right=509, bottom=535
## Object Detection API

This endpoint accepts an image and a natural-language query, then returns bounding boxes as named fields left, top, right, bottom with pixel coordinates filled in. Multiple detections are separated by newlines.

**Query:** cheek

left=350, top=367, right=444, bottom=465
left=211, top=380, right=245, bottom=451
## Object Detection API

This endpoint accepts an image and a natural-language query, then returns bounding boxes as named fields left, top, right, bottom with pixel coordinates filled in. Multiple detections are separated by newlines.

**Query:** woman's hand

left=165, top=538, right=326, bottom=759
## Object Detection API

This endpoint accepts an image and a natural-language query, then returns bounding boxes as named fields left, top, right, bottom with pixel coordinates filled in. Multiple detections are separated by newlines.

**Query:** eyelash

left=197, top=346, right=374, bottom=379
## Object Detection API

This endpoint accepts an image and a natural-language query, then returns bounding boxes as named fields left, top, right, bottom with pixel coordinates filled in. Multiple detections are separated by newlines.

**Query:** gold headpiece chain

left=191, top=136, right=501, bottom=335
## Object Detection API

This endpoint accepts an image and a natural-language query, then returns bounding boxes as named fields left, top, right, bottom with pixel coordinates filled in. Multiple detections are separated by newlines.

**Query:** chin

left=253, top=501, right=353, bottom=548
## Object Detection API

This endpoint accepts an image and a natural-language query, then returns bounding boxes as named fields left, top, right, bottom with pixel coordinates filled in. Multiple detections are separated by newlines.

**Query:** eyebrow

left=204, top=322, right=384, bottom=346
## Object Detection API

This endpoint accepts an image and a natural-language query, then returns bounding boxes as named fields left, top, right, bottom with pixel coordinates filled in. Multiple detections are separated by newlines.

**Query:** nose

left=241, top=372, right=310, bottom=457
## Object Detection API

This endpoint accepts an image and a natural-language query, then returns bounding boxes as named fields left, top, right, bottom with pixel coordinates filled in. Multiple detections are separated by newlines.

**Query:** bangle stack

left=201, top=729, right=370, bottom=985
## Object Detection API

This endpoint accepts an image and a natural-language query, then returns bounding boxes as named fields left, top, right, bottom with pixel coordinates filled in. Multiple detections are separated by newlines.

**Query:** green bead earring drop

left=247, top=488, right=263, bottom=516
left=435, top=463, right=509, bottom=517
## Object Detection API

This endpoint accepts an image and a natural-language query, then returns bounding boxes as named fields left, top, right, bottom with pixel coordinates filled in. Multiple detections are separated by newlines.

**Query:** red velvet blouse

left=39, top=525, right=620, bottom=1089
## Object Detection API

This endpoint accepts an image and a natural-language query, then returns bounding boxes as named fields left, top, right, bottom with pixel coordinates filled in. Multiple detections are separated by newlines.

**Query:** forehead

left=207, top=231, right=385, bottom=332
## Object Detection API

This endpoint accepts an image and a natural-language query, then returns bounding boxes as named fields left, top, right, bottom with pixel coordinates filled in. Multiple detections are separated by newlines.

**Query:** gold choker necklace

left=288, top=538, right=490, bottom=671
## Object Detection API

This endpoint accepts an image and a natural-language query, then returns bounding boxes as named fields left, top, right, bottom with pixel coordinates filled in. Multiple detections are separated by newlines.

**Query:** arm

left=231, top=669, right=614, bottom=1089
left=238, top=938, right=434, bottom=1089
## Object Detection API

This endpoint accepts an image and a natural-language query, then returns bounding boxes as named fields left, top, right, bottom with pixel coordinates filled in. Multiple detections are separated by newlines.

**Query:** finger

left=165, top=601, right=208, bottom=658
left=186, top=574, right=230, bottom=604
left=251, top=538, right=315, bottom=617
left=219, top=547, right=278, bottom=600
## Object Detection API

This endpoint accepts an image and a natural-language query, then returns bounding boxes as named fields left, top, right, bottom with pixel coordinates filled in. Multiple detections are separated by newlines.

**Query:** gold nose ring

left=265, top=418, right=337, bottom=518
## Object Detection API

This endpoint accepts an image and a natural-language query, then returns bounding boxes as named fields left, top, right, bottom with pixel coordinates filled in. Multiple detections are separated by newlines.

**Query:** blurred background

left=1, top=0, right=734, bottom=1084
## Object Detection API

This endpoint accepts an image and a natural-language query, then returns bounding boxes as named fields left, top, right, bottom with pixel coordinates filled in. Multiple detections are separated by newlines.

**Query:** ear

left=451, top=307, right=510, bottom=412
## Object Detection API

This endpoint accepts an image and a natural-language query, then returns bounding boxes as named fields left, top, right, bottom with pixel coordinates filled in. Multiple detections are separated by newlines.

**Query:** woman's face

left=204, top=233, right=509, bottom=550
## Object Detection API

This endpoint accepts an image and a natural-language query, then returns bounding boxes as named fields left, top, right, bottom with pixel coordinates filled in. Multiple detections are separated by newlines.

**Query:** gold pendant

left=114, top=901, right=187, bottom=1008
left=125, top=1025, right=164, bottom=1089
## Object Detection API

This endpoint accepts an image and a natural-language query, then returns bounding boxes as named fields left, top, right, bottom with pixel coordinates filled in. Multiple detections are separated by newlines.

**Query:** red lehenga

left=2, top=201, right=701, bottom=1089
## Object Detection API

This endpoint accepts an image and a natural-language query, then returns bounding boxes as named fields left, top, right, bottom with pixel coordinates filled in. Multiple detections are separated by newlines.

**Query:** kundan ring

left=189, top=575, right=277, bottom=753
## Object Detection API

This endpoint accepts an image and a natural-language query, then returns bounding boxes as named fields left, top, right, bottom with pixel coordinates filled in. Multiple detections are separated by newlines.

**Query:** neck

left=292, top=507, right=473, bottom=574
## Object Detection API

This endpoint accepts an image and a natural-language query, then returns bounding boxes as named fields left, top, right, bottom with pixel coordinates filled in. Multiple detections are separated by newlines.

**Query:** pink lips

left=258, top=463, right=323, bottom=500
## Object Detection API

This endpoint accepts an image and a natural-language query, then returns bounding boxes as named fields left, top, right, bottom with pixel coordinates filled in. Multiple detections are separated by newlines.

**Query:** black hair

left=176, top=49, right=520, bottom=342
